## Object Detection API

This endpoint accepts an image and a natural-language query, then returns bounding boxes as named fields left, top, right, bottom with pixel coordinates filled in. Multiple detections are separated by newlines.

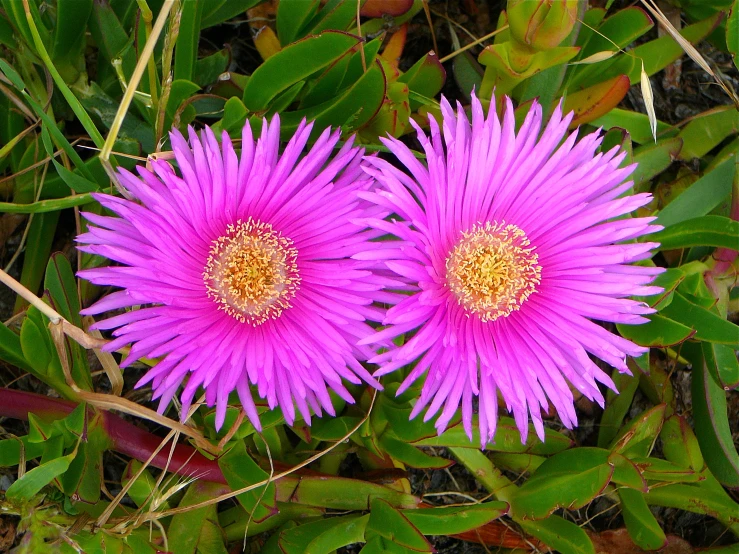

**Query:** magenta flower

left=360, top=94, right=663, bottom=446
left=77, top=117, right=393, bottom=430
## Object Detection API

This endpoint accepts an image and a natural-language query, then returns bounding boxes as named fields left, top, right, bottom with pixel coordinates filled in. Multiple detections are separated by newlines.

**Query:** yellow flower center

left=445, top=221, right=541, bottom=322
left=204, top=218, right=299, bottom=325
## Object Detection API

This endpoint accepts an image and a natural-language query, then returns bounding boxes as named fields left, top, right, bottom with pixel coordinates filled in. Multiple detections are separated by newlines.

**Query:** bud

left=507, top=0, right=579, bottom=51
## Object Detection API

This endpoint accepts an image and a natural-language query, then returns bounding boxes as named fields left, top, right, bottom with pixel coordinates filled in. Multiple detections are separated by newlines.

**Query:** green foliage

left=0, top=0, right=738, bottom=552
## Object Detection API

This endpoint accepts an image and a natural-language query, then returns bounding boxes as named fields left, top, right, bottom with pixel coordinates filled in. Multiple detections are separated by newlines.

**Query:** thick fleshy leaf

left=656, top=156, right=734, bottom=227
left=678, top=106, right=739, bottom=160
left=651, top=215, right=739, bottom=250
left=686, top=343, right=739, bottom=488
left=512, top=448, right=614, bottom=519
left=617, top=313, right=695, bottom=348
left=243, top=32, right=359, bottom=111
left=609, top=404, right=666, bottom=457
left=366, top=498, right=432, bottom=552
left=401, top=502, right=509, bottom=536
left=561, top=75, right=631, bottom=128
left=618, top=487, right=667, bottom=551
left=660, top=292, right=739, bottom=347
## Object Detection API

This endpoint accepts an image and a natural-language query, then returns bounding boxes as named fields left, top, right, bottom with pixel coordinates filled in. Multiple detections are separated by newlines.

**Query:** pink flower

left=77, top=117, right=393, bottom=430
left=360, top=94, right=663, bottom=446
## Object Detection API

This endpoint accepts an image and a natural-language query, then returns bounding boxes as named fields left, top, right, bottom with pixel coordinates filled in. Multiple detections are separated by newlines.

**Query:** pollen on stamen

left=203, top=218, right=300, bottom=325
left=445, top=221, right=541, bottom=322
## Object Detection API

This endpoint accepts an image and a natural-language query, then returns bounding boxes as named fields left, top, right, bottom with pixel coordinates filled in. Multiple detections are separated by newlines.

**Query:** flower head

left=78, top=117, right=392, bottom=430
left=360, top=94, right=663, bottom=446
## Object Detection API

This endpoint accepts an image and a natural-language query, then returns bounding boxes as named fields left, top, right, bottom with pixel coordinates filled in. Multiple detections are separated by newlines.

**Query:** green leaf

left=729, top=0, right=739, bottom=69
left=598, top=372, right=639, bottom=448
left=201, top=0, right=264, bottom=28
left=14, top=209, right=60, bottom=314
left=633, top=457, right=701, bottom=484
left=660, top=292, right=739, bottom=347
left=618, top=487, right=667, bottom=550
left=121, top=460, right=167, bottom=510
left=213, top=96, right=249, bottom=135
left=651, top=215, right=739, bottom=250
left=193, top=49, right=230, bottom=87
left=243, top=31, right=359, bottom=112
left=567, top=6, right=654, bottom=91
left=51, top=0, right=93, bottom=66
left=609, top=404, right=666, bottom=457
left=617, top=313, right=695, bottom=348
left=590, top=108, right=675, bottom=145
left=687, top=343, right=739, bottom=488
left=521, top=516, right=595, bottom=554
left=452, top=51, right=484, bottom=102
left=45, top=253, right=82, bottom=326
left=219, top=440, right=277, bottom=522
left=414, top=416, right=573, bottom=455
left=278, top=515, right=368, bottom=554
left=609, top=452, right=648, bottom=492
left=0, top=57, right=25, bottom=90
left=174, top=0, right=204, bottom=82
left=277, top=475, right=419, bottom=510
left=703, top=341, right=739, bottom=390
left=299, top=48, right=354, bottom=109
left=380, top=436, right=453, bottom=469
left=278, top=60, right=386, bottom=137
left=645, top=483, right=739, bottom=523
left=660, top=415, right=704, bottom=471
left=44, top=254, right=92, bottom=391
left=310, top=415, right=362, bottom=441
left=165, top=79, right=202, bottom=129
left=0, top=437, right=45, bottom=467
left=60, top=433, right=104, bottom=504
left=678, top=106, right=739, bottom=160
left=366, top=498, right=432, bottom=552
left=51, top=160, right=100, bottom=193
left=0, top=320, right=32, bottom=371
left=0, top=193, right=95, bottom=214
left=577, top=12, right=724, bottom=89
left=6, top=440, right=78, bottom=500
left=276, top=0, right=320, bottom=45
left=578, top=6, right=653, bottom=60
left=398, top=52, right=446, bottom=109
left=630, top=137, right=683, bottom=190
left=20, top=307, right=76, bottom=399
left=511, top=448, right=614, bottom=519
left=656, top=157, right=734, bottom=227
left=402, top=502, right=508, bottom=535
left=169, top=482, right=229, bottom=554
left=310, top=0, right=366, bottom=36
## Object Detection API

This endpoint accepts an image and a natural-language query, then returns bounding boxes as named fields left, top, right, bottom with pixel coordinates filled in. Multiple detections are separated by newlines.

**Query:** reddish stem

left=1, top=388, right=227, bottom=484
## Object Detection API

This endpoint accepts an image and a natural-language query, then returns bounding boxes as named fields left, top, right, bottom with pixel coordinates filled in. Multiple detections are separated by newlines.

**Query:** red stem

left=1, top=388, right=227, bottom=484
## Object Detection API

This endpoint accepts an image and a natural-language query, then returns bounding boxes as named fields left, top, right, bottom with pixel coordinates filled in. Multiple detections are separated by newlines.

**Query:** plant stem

left=0, top=388, right=227, bottom=484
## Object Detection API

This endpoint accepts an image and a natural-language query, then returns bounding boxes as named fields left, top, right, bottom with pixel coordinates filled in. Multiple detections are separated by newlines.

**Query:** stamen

left=446, top=221, right=541, bottom=322
left=204, top=218, right=299, bottom=325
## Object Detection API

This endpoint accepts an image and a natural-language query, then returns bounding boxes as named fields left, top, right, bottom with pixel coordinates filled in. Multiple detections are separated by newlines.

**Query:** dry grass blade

left=569, top=51, right=619, bottom=65
left=100, top=0, right=176, bottom=189
left=423, top=0, right=439, bottom=57
left=439, top=26, right=509, bottom=64
left=640, top=61, right=658, bottom=143
left=641, top=0, right=739, bottom=109
left=99, top=428, right=179, bottom=528
left=144, top=388, right=380, bottom=521
left=83, top=316, right=124, bottom=396
left=76, top=390, right=217, bottom=454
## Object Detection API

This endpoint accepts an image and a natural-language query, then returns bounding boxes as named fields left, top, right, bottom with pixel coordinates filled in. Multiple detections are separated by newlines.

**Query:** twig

left=439, top=26, right=509, bottom=64
left=100, top=0, right=176, bottom=190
